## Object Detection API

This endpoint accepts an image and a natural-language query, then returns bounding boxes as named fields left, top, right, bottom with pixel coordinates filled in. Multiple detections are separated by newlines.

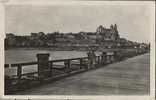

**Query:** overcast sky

left=5, top=3, right=154, bottom=43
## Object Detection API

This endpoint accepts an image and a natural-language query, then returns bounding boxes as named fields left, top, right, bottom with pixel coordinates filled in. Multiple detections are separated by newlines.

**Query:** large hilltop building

left=94, top=24, right=120, bottom=48
left=96, top=24, right=119, bottom=42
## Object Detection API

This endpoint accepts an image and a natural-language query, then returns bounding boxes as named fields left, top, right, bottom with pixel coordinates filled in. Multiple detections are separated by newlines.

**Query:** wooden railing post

left=87, top=51, right=96, bottom=69
left=79, top=58, right=83, bottom=69
left=50, top=62, right=53, bottom=77
left=83, top=57, right=89, bottom=70
left=114, top=51, right=117, bottom=61
left=97, top=56, right=100, bottom=64
left=17, top=64, right=22, bottom=79
left=111, top=55, right=114, bottom=63
left=108, top=55, right=111, bottom=63
left=101, top=52, right=107, bottom=65
left=64, top=59, right=71, bottom=73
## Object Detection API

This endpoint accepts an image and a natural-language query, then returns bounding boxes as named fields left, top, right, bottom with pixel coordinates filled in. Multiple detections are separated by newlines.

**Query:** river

left=5, top=49, right=101, bottom=76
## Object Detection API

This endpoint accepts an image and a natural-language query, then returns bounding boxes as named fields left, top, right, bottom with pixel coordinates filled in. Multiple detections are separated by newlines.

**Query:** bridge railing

left=5, top=56, right=94, bottom=80
left=5, top=49, right=147, bottom=80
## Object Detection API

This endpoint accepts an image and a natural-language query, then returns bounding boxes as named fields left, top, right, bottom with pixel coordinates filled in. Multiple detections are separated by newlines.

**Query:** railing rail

left=11, top=62, right=38, bottom=67
left=5, top=56, right=93, bottom=79
left=5, top=57, right=89, bottom=68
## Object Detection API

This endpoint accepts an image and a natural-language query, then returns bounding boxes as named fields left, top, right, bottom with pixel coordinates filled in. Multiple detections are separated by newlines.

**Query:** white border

left=4, top=0, right=155, bottom=6
left=0, top=0, right=155, bottom=99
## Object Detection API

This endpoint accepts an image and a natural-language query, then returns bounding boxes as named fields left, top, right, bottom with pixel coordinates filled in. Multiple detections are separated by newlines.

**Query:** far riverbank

left=5, top=46, right=93, bottom=51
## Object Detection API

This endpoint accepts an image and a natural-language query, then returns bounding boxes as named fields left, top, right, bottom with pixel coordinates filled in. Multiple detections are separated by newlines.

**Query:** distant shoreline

left=5, top=47, right=90, bottom=51
left=5, top=47, right=140, bottom=53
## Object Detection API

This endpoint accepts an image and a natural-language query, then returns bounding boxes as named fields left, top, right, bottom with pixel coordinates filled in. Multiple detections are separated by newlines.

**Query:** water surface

left=5, top=49, right=100, bottom=76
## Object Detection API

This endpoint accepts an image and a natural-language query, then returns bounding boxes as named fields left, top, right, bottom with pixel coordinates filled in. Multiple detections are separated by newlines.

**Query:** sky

left=5, top=3, right=154, bottom=43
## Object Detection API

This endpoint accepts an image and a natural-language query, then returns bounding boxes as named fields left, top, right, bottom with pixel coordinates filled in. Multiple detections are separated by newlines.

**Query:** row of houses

left=5, top=24, right=149, bottom=50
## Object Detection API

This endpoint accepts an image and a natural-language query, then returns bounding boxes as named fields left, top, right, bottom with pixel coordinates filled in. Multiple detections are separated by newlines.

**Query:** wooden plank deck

left=15, top=53, right=150, bottom=95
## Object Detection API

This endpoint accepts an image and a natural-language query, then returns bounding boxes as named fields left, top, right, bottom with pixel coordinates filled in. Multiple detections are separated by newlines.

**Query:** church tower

left=96, top=25, right=104, bottom=34
left=96, top=25, right=104, bottom=43
left=114, top=24, right=120, bottom=40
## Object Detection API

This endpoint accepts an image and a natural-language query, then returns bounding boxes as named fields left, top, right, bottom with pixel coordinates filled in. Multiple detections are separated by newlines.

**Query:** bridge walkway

left=16, top=53, right=150, bottom=95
